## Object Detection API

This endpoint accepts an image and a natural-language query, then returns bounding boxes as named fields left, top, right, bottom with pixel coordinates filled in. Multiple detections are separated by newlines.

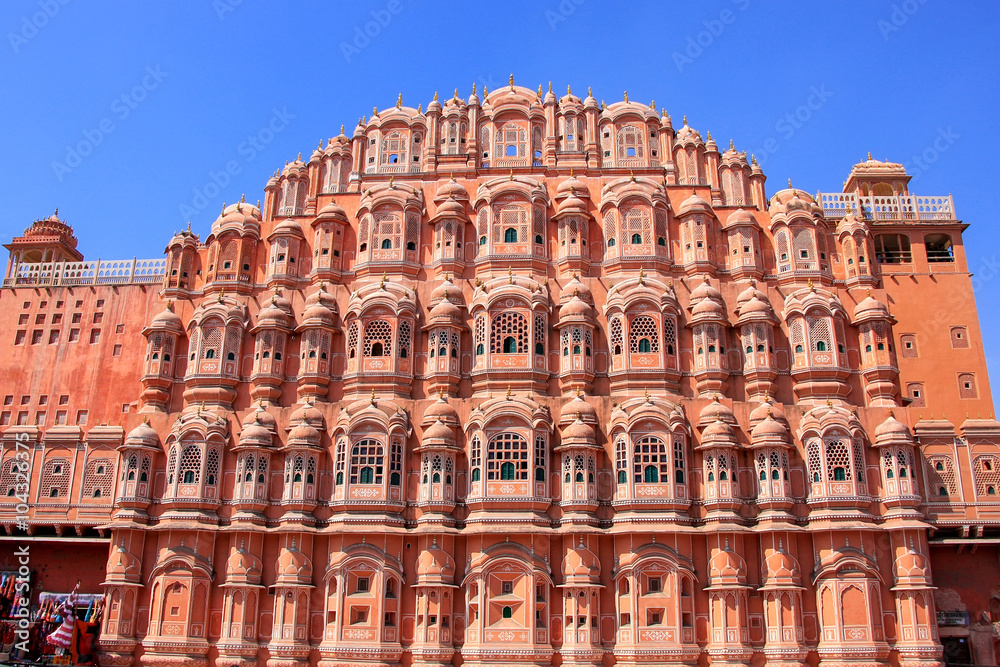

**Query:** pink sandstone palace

left=0, top=80, right=997, bottom=667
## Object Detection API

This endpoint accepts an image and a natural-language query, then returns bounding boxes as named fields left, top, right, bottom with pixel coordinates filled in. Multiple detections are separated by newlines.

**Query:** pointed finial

left=683, top=115, right=688, bottom=125
left=396, top=93, right=402, bottom=108
left=588, top=86, right=592, bottom=97
left=483, top=85, right=488, bottom=97
left=373, top=106, right=379, bottom=117
left=807, top=278, right=815, bottom=292
left=297, top=152, right=301, bottom=161
left=566, top=84, right=570, bottom=95
left=645, top=389, right=651, bottom=403
left=453, top=88, right=459, bottom=100
left=623, top=90, right=628, bottom=103
left=417, top=103, right=422, bottom=113
left=380, top=272, right=387, bottom=289
left=389, top=175, right=395, bottom=188
left=638, top=266, right=645, bottom=284
left=506, top=385, right=512, bottom=400
left=433, top=90, right=439, bottom=101
left=629, top=170, right=636, bottom=182
left=751, top=154, right=758, bottom=165
left=537, top=84, right=542, bottom=98
left=509, top=73, right=514, bottom=89
left=706, top=131, right=712, bottom=141
left=788, top=178, right=793, bottom=189
left=509, top=168, right=515, bottom=181
left=729, top=139, right=734, bottom=150
left=650, top=99, right=655, bottom=110
left=370, top=388, right=377, bottom=406
left=827, top=398, right=834, bottom=408
left=868, top=151, right=872, bottom=160
left=472, top=82, right=477, bottom=95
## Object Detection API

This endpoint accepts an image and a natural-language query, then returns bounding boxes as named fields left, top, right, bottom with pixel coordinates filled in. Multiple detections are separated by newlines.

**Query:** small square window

left=90, top=329, right=101, bottom=344
left=39, top=301, right=47, bottom=308
left=16, top=411, right=28, bottom=426
left=76, top=410, right=88, bottom=425
left=96, top=299, right=105, bottom=307
left=2, top=396, right=11, bottom=406
left=58, top=395, right=69, bottom=405
left=115, top=324, right=125, bottom=334
left=22, top=301, right=30, bottom=309
left=48, top=330, right=59, bottom=345
left=54, top=411, right=67, bottom=425
left=56, top=301, right=63, bottom=308
left=69, top=329, right=80, bottom=342
left=93, top=312, right=103, bottom=324
left=72, top=313, right=81, bottom=324
left=20, top=396, right=29, bottom=405
left=121, top=403, right=130, bottom=413
left=35, top=411, right=45, bottom=425
left=14, top=331, right=25, bottom=345
left=52, top=314, right=62, bottom=324
left=113, top=344, right=123, bottom=356
left=35, top=314, right=45, bottom=325
left=0, top=412, right=10, bottom=426
left=31, top=330, right=43, bottom=345
left=356, top=577, right=370, bottom=593
left=75, top=300, right=83, bottom=308
left=18, top=314, right=28, bottom=325
left=38, top=396, right=47, bottom=406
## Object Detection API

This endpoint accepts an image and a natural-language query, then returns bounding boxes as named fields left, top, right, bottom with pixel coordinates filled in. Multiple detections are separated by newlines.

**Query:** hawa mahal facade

left=1, top=81, right=998, bottom=667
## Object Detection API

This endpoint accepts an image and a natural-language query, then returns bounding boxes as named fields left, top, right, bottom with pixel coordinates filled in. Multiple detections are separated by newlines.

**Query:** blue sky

left=2, top=0, right=999, bottom=394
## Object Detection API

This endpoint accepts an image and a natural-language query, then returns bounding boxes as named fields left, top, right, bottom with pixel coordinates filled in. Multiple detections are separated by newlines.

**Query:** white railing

left=3, top=258, right=167, bottom=288
left=818, top=192, right=955, bottom=220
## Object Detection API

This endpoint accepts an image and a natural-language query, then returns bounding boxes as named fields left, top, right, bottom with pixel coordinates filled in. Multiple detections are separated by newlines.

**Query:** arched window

left=350, top=439, right=384, bottom=485
left=633, top=436, right=669, bottom=485
left=363, top=319, right=392, bottom=358
left=487, top=432, right=529, bottom=481
left=504, top=227, right=518, bottom=243
left=491, top=311, right=528, bottom=354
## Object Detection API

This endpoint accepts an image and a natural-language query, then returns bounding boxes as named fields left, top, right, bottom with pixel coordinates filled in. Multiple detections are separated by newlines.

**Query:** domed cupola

left=416, top=538, right=457, bottom=585
left=561, top=540, right=601, bottom=586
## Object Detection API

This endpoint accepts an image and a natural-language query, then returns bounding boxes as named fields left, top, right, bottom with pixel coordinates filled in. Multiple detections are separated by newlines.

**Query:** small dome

left=212, top=201, right=262, bottom=235
left=290, top=398, right=324, bottom=427
left=562, top=417, right=596, bottom=444
left=736, top=281, right=768, bottom=306
left=424, top=395, right=459, bottom=425
left=854, top=294, right=890, bottom=321
left=149, top=303, right=184, bottom=331
left=417, top=542, right=456, bottom=582
left=276, top=542, right=312, bottom=580
left=675, top=120, right=703, bottom=144
left=702, top=417, right=735, bottom=442
left=430, top=277, right=460, bottom=304
left=875, top=411, right=910, bottom=439
left=560, top=275, right=592, bottom=303
left=316, top=201, right=348, bottom=222
left=725, top=208, right=755, bottom=227
left=894, top=545, right=930, bottom=584
left=428, top=296, right=463, bottom=323
left=784, top=190, right=811, bottom=213
left=699, top=395, right=735, bottom=426
left=423, top=418, right=455, bottom=443
left=556, top=191, right=588, bottom=216
left=690, top=276, right=722, bottom=303
left=125, top=420, right=159, bottom=448
left=243, top=404, right=277, bottom=431
left=562, top=544, right=600, bottom=583
left=435, top=198, right=466, bottom=218
left=709, top=547, right=746, bottom=584
left=239, top=411, right=273, bottom=447
left=678, top=194, right=712, bottom=217
left=739, top=295, right=774, bottom=319
left=436, top=177, right=467, bottom=201
left=560, top=293, right=593, bottom=319
left=287, top=419, right=321, bottom=447
left=226, top=545, right=263, bottom=581
left=107, top=544, right=140, bottom=579
left=561, top=392, right=598, bottom=424
left=556, top=174, right=589, bottom=197
left=257, top=296, right=292, bottom=328
left=301, top=285, right=337, bottom=326
left=763, top=548, right=799, bottom=585
left=272, top=218, right=304, bottom=238
left=749, top=399, right=785, bottom=425
left=751, top=414, right=788, bottom=440
left=692, top=297, right=724, bottom=316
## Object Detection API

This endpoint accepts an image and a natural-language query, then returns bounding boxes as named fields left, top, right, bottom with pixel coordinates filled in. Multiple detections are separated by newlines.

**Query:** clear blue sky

left=2, top=1, right=999, bottom=397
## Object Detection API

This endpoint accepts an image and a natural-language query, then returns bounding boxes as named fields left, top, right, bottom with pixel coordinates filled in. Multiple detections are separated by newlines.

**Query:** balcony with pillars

left=818, top=192, right=956, bottom=221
